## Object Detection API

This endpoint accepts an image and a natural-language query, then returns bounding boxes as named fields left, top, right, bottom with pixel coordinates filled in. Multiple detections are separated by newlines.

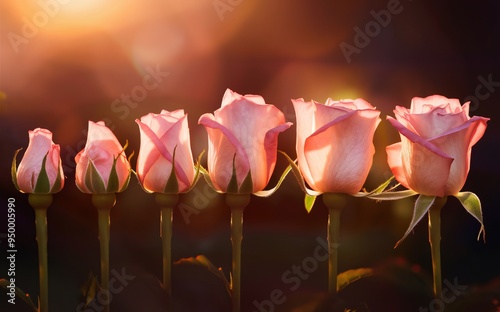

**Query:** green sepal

left=226, top=154, right=240, bottom=194
left=106, top=156, right=120, bottom=193
left=199, top=164, right=224, bottom=194
left=118, top=167, right=131, bottom=193
left=253, top=163, right=292, bottom=197
left=163, top=146, right=179, bottom=194
left=11, top=148, right=21, bottom=191
left=183, top=150, right=206, bottom=193
left=395, top=195, right=436, bottom=248
left=33, top=153, right=51, bottom=194
left=119, top=140, right=131, bottom=193
left=238, top=170, right=253, bottom=194
left=50, top=158, right=63, bottom=193
left=363, top=189, right=418, bottom=201
left=277, top=150, right=321, bottom=212
left=454, top=191, right=485, bottom=241
left=305, top=194, right=317, bottom=213
left=337, top=268, right=373, bottom=292
left=84, top=159, right=106, bottom=193
left=353, top=176, right=418, bottom=200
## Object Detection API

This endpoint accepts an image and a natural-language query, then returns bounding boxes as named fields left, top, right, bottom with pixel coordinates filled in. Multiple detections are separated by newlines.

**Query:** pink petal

left=411, top=95, right=462, bottom=114
left=429, top=116, right=489, bottom=195
left=76, top=121, right=130, bottom=192
left=221, top=88, right=266, bottom=107
left=407, top=107, right=468, bottom=139
left=304, top=108, right=380, bottom=193
left=387, top=116, right=453, bottom=196
left=292, top=99, right=316, bottom=186
left=17, top=128, right=53, bottom=192
left=136, top=116, right=192, bottom=190
left=198, top=114, right=250, bottom=192
left=262, top=122, right=292, bottom=191
left=386, top=142, right=410, bottom=189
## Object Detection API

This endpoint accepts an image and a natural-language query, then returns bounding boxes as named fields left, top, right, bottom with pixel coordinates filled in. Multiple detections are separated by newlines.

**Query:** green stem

left=92, top=194, right=116, bottom=312
left=29, top=194, right=52, bottom=312
left=155, top=193, right=178, bottom=311
left=226, top=194, right=250, bottom=312
left=428, top=196, right=447, bottom=299
left=322, top=193, right=346, bottom=295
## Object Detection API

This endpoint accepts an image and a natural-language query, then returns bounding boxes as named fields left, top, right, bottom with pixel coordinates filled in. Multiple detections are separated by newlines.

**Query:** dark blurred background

left=1, top=0, right=499, bottom=311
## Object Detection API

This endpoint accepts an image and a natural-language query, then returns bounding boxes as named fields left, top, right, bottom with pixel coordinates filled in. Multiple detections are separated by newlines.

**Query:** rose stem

left=92, top=194, right=116, bottom=312
left=155, top=193, right=178, bottom=311
left=226, top=193, right=250, bottom=312
left=322, top=193, right=346, bottom=295
left=29, top=194, right=53, bottom=312
left=428, top=196, right=447, bottom=299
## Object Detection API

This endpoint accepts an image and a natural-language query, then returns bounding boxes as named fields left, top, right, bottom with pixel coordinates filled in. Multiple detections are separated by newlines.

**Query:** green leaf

left=0, top=278, right=38, bottom=311
left=175, top=255, right=231, bottom=297
left=253, top=164, right=292, bottom=197
left=226, top=154, right=239, bottom=194
left=454, top=192, right=485, bottom=241
left=305, top=194, right=317, bottom=213
left=106, top=156, right=120, bottom=193
left=395, top=195, right=436, bottom=248
left=163, top=146, right=180, bottom=194
left=11, top=148, right=21, bottom=191
left=83, top=160, right=106, bottom=193
left=33, top=153, right=51, bottom=194
left=80, top=272, right=99, bottom=307
left=337, top=268, right=373, bottom=292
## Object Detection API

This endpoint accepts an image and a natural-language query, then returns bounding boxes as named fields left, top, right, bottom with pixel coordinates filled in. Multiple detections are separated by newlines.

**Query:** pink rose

left=14, top=128, right=64, bottom=193
left=199, top=89, right=292, bottom=193
left=75, top=121, right=131, bottom=194
left=292, top=98, right=381, bottom=194
left=386, top=95, right=489, bottom=197
left=136, top=109, right=195, bottom=193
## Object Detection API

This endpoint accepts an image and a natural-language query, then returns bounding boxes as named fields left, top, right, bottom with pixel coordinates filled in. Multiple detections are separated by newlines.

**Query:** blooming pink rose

left=75, top=121, right=131, bottom=194
left=386, top=95, right=489, bottom=197
left=136, top=109, right=195, bottom=193
left=199, top=89, right=292, bottom=193
left=292, top=98, right=381, bottom=194
left=14, top=128, right=64, bottom=193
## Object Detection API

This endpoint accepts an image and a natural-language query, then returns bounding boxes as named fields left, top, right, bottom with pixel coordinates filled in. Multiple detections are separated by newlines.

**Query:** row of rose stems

left=12, top=90, right=487, bottom=311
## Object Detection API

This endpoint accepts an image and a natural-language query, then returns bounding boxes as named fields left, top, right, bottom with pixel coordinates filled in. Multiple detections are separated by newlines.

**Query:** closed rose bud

left=136, top=109, right=195, bottom=193
left=386, top=95, right=489, bottom=197
left=13, top=128, right=64, bottom=194
left=199, top=89, right=292, bottom=193
left=75, top=121, right=131, bottom=194
left=293, top=98, right=381, bottom=194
